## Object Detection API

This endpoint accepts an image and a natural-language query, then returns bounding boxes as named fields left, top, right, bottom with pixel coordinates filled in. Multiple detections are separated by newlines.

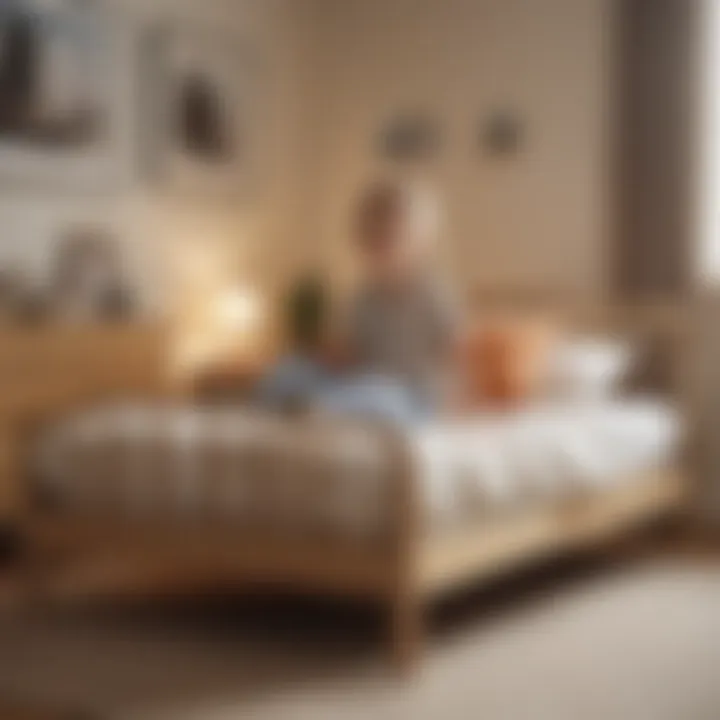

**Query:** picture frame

left=143, top=22, right=261, bottom=198
left=376, top=112, right=442, bottom=163
left=0, top=0, right=134, bottom=190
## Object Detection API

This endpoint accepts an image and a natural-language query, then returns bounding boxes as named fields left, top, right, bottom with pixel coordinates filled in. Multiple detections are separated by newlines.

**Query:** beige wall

left=0, top=0, right=312, bottom=364
left=0, top=0, right=615, bottom=352
left=305, top=0, right=613, bottom=300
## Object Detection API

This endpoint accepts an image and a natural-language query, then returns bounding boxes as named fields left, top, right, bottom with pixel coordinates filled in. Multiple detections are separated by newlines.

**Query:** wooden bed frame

left=1, top=314, right=690, bottom=674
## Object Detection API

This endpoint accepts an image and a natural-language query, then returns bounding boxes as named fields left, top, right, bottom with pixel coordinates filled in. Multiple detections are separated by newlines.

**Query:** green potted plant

left=284, top=272, right=328, bottom=355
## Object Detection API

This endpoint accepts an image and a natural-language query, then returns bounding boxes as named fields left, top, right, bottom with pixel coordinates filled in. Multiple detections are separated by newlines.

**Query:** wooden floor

left=1, top=549, right=719, bottom=720
left=0, top=701, right=97, bottom=720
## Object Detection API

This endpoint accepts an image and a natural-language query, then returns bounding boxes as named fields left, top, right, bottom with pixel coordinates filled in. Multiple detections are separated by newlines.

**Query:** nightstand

left=191, top=358, right=266, bottom=403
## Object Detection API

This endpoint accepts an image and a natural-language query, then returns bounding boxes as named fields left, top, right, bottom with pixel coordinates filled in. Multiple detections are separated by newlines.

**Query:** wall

left=1, top=0, right=618, bottom=352
left=305, top=0, right=613, bottom=300
left=0, top=0, right=311, bottom=365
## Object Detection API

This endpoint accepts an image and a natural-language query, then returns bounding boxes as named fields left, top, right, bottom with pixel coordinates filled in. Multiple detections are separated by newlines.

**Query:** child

left=258, top=179, right=459, bottom=423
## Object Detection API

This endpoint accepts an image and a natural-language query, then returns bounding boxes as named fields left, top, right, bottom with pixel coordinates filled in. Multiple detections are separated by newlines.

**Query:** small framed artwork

left=144, top=24, right=260, bottom=198
left=0, top=0, right=133, bottom=188
left=376, top=112, right=441, bottom=163
left=480, top=111, right=525, bottom=157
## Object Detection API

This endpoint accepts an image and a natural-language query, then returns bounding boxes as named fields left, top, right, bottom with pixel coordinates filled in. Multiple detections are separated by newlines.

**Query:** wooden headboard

left=0, top=323, right=168, bottom=518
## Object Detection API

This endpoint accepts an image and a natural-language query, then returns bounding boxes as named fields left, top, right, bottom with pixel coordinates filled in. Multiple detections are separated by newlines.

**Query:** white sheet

left=37, top=398, right=682, bottom=536
left=409, top=398, right=682, bottom=525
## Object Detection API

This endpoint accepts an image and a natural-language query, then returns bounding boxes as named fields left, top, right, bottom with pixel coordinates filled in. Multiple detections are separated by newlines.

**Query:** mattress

left=409, top=399, right=681, bottom=524
left=34, top=398, right=682, bottom=538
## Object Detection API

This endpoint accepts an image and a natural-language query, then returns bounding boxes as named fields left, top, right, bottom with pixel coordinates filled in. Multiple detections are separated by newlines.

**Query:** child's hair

left=353, top=178, right=441, bottom=250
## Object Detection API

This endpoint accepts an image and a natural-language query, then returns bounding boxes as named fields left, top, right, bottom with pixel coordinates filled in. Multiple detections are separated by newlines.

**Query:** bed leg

left=390, top=590, right=423, bottom=675
left=383, top=423, right=422, bottom=675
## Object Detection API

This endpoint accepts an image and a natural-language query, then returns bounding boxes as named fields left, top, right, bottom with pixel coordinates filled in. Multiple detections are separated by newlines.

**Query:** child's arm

left=318, top=292, right=364, bottom=372
left=430, top=282, right=470, bottom=414
left=319, top=335, right=357, bottom=371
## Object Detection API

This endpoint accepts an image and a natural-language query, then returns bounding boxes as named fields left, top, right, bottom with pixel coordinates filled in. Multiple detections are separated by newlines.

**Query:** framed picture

left=376, top=112, right=441, bottom=163
left=145, top=24, right=260, bottom=197
left=0, top=0, right=132, bottom=188
left=480, top=111, right=524, bottom=157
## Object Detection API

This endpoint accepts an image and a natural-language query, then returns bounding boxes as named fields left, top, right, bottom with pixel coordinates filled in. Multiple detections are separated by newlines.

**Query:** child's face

left=360, top=214, right=427, bottom=283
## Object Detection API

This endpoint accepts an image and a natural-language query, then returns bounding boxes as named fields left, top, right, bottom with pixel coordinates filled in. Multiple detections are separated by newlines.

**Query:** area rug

left=1, top=559, right=719, bottom=720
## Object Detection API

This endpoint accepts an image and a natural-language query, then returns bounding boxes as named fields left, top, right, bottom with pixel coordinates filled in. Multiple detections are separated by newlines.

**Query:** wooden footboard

left=418, top=467, right=687, bottom=598
left=22, top=428, right=687, bottom=676
left=23, top=420, right=423, bottom=673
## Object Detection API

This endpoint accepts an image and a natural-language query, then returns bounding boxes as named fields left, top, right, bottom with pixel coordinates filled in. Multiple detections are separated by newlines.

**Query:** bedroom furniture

left=7, top=306, right=690, bottom=675
left=190, top=357, right=265, bottom=403
left=0, top=324, right=168, bottom=523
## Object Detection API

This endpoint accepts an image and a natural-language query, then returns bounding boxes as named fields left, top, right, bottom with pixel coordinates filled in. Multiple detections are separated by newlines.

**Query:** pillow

left=461, top=316, right=559, bottom=406
left=547, top=337, right=634, bottom=401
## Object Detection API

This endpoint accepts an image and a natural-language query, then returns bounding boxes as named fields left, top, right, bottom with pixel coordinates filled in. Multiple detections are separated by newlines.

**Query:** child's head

left=353, top=178, right=441, bottom=282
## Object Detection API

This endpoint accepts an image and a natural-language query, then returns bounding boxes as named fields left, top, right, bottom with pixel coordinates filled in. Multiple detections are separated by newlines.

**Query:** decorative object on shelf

left=144, top=23, right=259, bottom=196
left=480, top=110, right=524, bottom=156
left=191, top=357, right=265, bottom=404
left=0, top=269, right=22, bottom=321
left=215, top=286, right=264, bottom=359
left=50, top=227, right=137, bottom=322
left=0, top=0, right=131, bottom=187
left=376, top=112, right=441, bottom=162
left=13, top=284, right=50, bottom=326
left=284, top=273, right=329, bottom=353
left=0, top=268, right=50, bottom=326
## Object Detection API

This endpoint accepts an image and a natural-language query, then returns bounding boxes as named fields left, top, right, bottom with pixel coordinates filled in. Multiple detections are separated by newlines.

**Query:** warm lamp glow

left=216, top=288, right=263, bottom=331
left=173, top=287, right=265, bottom=378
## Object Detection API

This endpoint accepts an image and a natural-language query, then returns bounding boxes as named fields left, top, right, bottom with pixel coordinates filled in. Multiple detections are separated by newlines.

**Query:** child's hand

left=319, top=339, right=355, bottom=371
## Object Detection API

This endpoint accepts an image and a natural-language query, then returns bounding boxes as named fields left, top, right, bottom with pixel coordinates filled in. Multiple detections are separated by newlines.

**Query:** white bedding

left=410, top=398, right=681, bottom=525
left=36, top=398, right=682, bottom=537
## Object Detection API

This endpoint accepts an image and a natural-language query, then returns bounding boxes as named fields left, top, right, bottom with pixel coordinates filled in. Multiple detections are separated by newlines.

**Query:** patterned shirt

left=348, top=276, right=459, bottom=402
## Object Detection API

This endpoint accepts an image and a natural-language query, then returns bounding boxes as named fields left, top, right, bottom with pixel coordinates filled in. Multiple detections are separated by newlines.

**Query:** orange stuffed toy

left=461, top=315, right=558, bottom=407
